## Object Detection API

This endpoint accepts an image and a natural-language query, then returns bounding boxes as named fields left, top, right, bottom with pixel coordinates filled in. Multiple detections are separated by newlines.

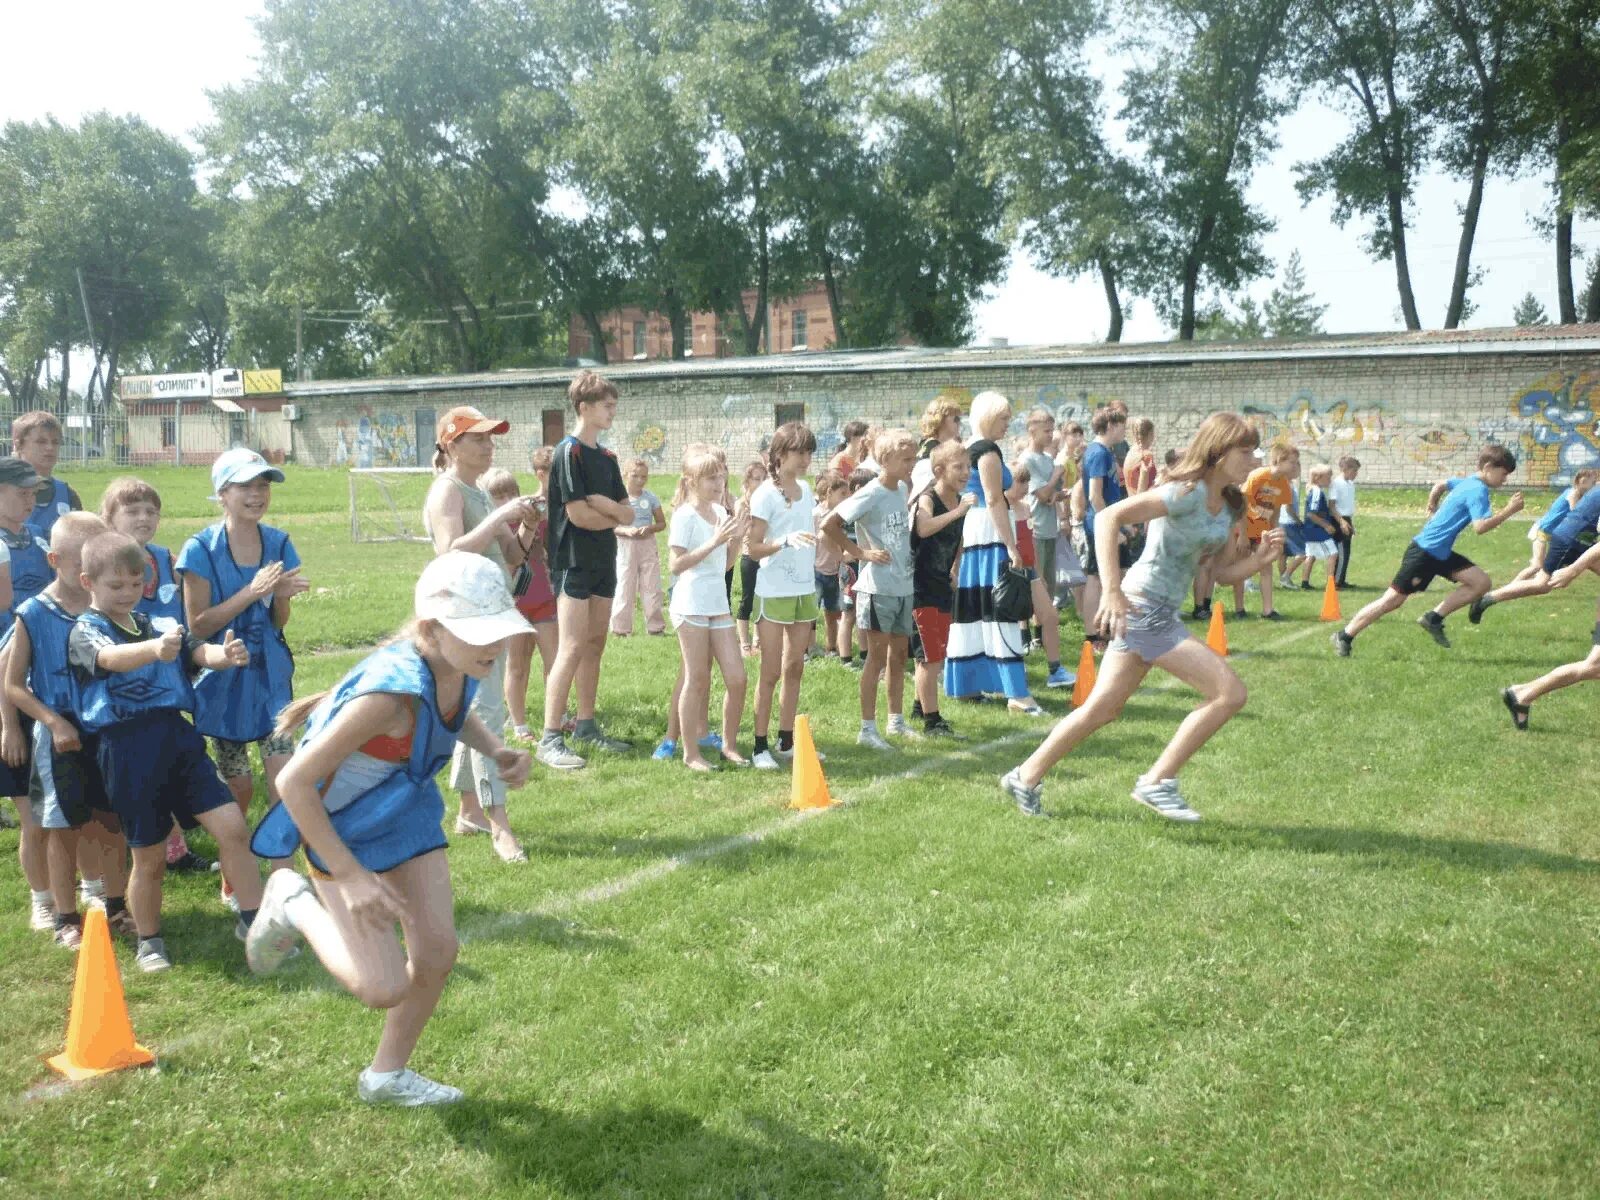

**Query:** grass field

left=2, top=467, right=1597, bottom=1199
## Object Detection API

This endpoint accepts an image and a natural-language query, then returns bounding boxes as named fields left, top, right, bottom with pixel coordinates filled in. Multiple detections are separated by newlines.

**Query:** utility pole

left=74, top=268, right=102, bottom=463
left=295, top=305, right=305, bottom=381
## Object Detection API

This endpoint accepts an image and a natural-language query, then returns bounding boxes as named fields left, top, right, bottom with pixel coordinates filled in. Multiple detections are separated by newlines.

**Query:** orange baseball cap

left=436, top=405, right=510, bottom=445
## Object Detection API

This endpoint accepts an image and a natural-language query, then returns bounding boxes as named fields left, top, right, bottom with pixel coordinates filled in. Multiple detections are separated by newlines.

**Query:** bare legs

left=859, top=630, right=908, bottom=723
left=543, top=593, right=612, bottom=729
left=676, top=623, right=748, bottom=769
left=754, top=619, right=811, bottom=739
left=503, top=623, right=558, bottom=733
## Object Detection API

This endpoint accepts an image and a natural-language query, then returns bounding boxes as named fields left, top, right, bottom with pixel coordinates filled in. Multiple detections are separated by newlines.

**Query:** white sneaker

left=136, top=937, right=173, bottom=973
left=30, top=894, right=56, bottom=932
left=857, top=727, right=894, bottom=751
left=751, top=750, right=781, bottom=771
left=247, top=869, right=312, bottom=975
left=357, top=1067, right=464, bottom=1107
left=886, top=714, right=920, bottom=739
left=222, top=888, right=241, bottom=915
left=1130, top=777, right=1202, bottom=823
left=536, top=738, right=586, bottom=771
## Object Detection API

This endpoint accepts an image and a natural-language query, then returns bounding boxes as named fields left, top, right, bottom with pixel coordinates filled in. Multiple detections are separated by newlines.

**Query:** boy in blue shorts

left=69, top=531, right=262, bottom=972
left=1333, top=445, right=1522, bottom=656
left=1469, top=473, right=1600, bottom=623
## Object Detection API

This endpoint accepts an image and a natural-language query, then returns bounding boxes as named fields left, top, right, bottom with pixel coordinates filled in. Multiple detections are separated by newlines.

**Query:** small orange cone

left=48, top=907, right=154, bottom=1080
left=1319, top=574, right=1342, bottom=622
left=788, top=715, right=835, bottom=810
left=1070, top=640, right=1098, bottom=707
left=1206, top=603, right=1229, bottom=657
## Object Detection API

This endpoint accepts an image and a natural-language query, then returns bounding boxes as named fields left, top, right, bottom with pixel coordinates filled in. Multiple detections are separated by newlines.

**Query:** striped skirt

left=943, top=504, right=1028, bottom=699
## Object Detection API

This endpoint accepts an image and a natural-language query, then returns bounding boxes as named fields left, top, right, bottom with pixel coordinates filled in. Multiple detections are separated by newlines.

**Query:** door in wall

left=413, top=409, right=434, bottom=467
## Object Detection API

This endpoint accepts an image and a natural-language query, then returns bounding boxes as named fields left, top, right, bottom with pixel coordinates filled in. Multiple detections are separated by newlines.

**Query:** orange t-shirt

left=829, top=452, right=857, bottom=476
left=1243, top=468, right=1291, bottom=541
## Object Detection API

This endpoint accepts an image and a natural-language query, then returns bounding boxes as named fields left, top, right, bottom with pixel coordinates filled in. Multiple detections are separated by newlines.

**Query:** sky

left=2, top=0, right=1593, bottom=350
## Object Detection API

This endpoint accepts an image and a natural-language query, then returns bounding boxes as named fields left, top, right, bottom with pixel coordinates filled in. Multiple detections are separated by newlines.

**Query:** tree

left=1121, top=0, right=1298, bottom=340
left=1193, top=294, right=1266, bottom=340
left=1294, top=0, right=1430, bottom=330
left=1512, top=292, right=1550, bottom=325
left=1420, top=0, right=1533, bottom=328
left=1264, top=250, right=1328, bottom=336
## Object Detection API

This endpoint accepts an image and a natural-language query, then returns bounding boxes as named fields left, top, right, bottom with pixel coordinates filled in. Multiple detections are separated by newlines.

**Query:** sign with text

left=211, top=368, right=244, bottom=399
left=243, top=369, right=284, bottom=395
left=118, top=373, right=210, bottom=401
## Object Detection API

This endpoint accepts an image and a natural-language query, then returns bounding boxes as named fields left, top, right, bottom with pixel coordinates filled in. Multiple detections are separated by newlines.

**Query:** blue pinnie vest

left=30, top=479, right=72, bottom=540
left=15, top=593, right=79, bottom=716
left=136, top=543, right=184, bottom=630
left=2, top=523, right=54, bottom=639
left=250, top=641, right=476, bottom=874
left=73, top=610, right=196, bottom=733
left=179, top=522, right=297, bottom=741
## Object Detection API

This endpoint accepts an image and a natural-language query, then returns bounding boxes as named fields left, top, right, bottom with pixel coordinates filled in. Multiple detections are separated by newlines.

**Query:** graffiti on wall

left=332, top=406, right=415, bottom=469
left=1513, top=371, right=1600, bottom=485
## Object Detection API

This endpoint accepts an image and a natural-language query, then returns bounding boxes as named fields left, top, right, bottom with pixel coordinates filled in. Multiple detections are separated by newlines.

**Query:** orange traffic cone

left=1206, top=603, right=1229, bottom=657
left=788, top=715, right=835, bottom=811
left=1070, top=640, right=1098, bottom=707
left=1319, top=574, right=1342, bottom=622
left=48, top=907, right=154, bottom=1080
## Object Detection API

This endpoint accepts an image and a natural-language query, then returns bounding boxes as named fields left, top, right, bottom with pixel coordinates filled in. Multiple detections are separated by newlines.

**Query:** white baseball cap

left=414, top=551, right=532, bottom=645
left=211, top=447, right=286, bottom=496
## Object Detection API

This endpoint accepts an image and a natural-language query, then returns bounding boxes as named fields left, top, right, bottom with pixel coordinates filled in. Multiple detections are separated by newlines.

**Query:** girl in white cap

left=246, top=551, right=532, bottom=1106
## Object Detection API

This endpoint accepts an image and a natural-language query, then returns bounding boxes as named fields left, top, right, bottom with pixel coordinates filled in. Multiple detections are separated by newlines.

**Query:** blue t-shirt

left=1551, top=488, right=1600, bottom=542
left=1536, top=491, right=1575, bottom=534
left=1414, top=476, right=1492, bottom=560
left=1082, top=442, right=1123, bottom=534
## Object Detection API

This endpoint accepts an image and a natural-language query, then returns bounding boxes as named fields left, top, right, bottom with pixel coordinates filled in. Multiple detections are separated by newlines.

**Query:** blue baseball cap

left=211, top=447, right=286, bottom=497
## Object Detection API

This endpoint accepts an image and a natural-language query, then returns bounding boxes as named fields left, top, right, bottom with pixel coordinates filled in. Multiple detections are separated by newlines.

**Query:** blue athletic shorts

left=95, top=711, right=234, bottom=848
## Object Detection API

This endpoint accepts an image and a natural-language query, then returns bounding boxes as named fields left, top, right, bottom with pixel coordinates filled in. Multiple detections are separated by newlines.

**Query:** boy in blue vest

left=69, top=531, right=260, bottom=973
left=1333, top=445, right=1522, bottom=656
left=0, top=454, right=53, bottom=929
left=101, top=476, right=216, bottom=875
left=10, top=411, right=82, bottom=541
left=2, top=513, right=128, bottom=949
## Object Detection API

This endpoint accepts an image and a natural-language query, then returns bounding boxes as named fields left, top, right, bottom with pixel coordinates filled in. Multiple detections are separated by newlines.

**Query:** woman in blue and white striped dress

left=943, top=392, right=1044, bottom=716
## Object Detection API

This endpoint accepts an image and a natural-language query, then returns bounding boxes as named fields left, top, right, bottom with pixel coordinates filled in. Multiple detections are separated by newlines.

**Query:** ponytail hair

left=432, top=443, right=450, bottom=472
left=272, top=619, right=438, bottom=738
left=1164, top=412, right=1259, bottom=518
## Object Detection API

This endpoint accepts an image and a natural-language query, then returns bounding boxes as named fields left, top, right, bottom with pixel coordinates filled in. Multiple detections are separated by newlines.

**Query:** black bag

left=992, top=564, right=1034, bottom=623
left=511, top=562, right=533, bottom=598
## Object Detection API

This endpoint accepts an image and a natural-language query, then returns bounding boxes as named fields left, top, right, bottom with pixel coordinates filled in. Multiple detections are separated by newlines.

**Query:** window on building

left=774, top=403, right=805, bottom=428
left=160, top=416, right=176, bottom=448
left=542, top=409, right=565, bottom=446
left=792, top=309, right=808, bottom=349
left=633, top=320, right=646, bottom=357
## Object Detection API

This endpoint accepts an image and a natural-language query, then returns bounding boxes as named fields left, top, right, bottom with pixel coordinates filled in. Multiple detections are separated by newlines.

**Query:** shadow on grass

left=452, top=907, right=631, bottom=953
left=1179, top=821, right=1600, bottom=875
left=440, top=1099, right=884, bottom=1198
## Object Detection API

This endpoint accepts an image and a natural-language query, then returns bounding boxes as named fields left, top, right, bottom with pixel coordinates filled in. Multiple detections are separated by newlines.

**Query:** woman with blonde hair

left=1000, top=412, right=1285, bottom=822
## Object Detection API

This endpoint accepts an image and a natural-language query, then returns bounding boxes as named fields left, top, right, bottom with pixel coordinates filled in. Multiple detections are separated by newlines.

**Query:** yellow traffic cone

left=48, top=907, right=155, bottom=1080
left=788, top=715, right=835, bottom=810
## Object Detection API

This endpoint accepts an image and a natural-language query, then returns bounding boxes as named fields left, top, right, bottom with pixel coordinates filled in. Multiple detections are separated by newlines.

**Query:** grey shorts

left=211, top=731, right=298, bottom=779
left=1034, top=535, right=1057, bottom=593
left=855, top=591, right=915, bottom=638
left=1108, top=597, right=1192, bottom=663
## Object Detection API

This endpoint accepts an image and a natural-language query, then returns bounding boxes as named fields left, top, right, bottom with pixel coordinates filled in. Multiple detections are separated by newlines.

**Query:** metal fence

left=0, top=406, right=291, bottom=470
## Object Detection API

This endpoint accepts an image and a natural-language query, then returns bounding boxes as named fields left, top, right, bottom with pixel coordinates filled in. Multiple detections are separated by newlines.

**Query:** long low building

left=280, top=325, right=1600, bottom=488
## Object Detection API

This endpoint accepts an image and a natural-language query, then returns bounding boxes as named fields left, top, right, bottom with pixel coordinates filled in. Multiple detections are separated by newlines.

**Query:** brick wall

left=289, top=348, right=1600, bottom=489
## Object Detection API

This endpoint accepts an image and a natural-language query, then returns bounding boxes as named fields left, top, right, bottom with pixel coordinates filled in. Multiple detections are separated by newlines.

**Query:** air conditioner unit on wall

left=282, top=404, right=302, bottom=421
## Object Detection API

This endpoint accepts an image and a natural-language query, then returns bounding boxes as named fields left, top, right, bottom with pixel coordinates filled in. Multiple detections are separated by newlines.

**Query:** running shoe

left=54, top=920, right=83, bottom=950
left=886, top=714, right=920, bottom=739
left=169, top=851, right=219, bottom=874
left=857, top=727, right=894, bottom=751
left=1468, top=596, right=1490, bottom=625
left=1045, top=666, right=1075, bottom=689
left=537, top=738, right=586, bottom=771
left=1332, top=630, right=1353, bottom=657
left=30, top=895, right=55, bottom=932
left=247, top=869, right=312, bottom=976
left=998, top=769, right=1043, bottom=817
left=698, top=731, right=724, bottom=751
left=222, top=889, right=241, bottom=915
left=1261, top=610, right=1285, bottom=621
left=357, top=1068, right=464, bottom=1107
left=1417, top=611, right=1451, bottom=648
left=751, top=750, right=782, bottom=771
left=107, top=908, right=139, bottom=938
left=924, top=718, right=962, bottom=739
left=652, top=738, right=678, bottom=761
left=136, top=937, right=172, bottom=973
left=1130, top=777, right=1201, bottom=822
left=570, top=728, right=632, bottom=753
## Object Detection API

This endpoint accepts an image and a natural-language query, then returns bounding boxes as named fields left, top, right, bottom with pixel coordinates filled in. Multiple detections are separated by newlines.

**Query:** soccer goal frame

left=348, top=467, right=436, bottom=544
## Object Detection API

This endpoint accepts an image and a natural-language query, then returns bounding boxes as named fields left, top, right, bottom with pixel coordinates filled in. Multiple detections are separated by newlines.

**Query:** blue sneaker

left=698, top=731, right=723, bottom=751
left=1045, top=666, right=1075, bottom=689
left=652, top=738, right=677, bottom=761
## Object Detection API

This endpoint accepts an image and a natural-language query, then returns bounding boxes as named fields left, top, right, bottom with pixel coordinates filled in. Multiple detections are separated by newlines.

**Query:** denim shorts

left=1108, top=597, right=1192, bottom=663
left=815, top=571, right=843, bottom=613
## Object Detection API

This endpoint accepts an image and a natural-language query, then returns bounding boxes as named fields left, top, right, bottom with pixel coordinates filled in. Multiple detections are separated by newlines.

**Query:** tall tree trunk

left=1444, top=143, right=1490, bottom=328
left=1585, top=259, right=1600, bottom=322
left=1385, top=180, right=1423, bottom=330
left=745, top=215, right=770, bottom=356
left=58, top=338, right=71, bottom=413
left=1554, top=125, right=1576, bottom=323
left=1098, top=257, right=1124, bottom=343
left=820, top=248, right=847, bottom=348
left=665, top=290, right=688, bottom=360
left=581, top=310, right=608, bottom=362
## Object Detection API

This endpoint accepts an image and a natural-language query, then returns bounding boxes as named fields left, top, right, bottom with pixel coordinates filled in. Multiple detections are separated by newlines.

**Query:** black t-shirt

left=546, top=435, right=627, bottom=571
left=912, top=490, right=963, bottom=611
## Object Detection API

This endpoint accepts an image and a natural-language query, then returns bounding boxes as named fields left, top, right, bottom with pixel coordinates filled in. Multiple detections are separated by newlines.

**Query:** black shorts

left=1391, top=541, right=1474, bottom=595
left=1541, top=535, right=1585, bottom=575
left=554, top=559, right=618, bottom=601
left=736, top=555, right=759, bottom=621
left=1083, top=531, right=1135, bottom=577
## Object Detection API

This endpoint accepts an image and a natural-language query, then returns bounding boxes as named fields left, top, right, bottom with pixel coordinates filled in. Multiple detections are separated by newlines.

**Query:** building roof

left=285, top=323, right=1600, bottom=399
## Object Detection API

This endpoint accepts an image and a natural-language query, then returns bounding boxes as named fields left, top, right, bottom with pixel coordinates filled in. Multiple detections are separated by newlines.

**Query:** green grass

left=2, top=469, right=1598, bottom=1198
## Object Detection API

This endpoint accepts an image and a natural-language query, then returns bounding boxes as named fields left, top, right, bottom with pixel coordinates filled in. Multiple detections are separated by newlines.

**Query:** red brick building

left=569, top=281, right=836, bottom=362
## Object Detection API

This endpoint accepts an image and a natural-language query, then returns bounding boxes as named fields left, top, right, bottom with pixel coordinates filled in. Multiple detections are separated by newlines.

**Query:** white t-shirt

left=749, top=479, right=816, bottom=597
left=0, top=541, right=9, bottom=566
left=1329, top=477, right=1357, bottom=518
left=668, top=503, right=731, bottom=618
